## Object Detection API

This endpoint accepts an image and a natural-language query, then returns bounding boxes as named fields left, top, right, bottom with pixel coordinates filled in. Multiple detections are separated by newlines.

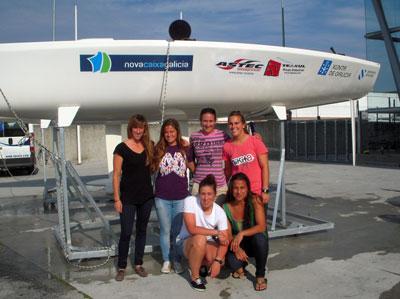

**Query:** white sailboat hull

left=0, top=39, right=379, bottom=122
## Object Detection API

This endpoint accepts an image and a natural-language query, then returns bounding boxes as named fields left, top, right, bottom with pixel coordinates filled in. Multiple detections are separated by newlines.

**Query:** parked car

left=0, top=121, right=36, bottom=174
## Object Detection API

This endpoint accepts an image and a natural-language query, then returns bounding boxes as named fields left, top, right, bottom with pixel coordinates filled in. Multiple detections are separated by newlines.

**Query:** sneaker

left=190, top=278, right=206, bottom=292
left=115, top=269, right=125, bottom=281
left=199, top=265, right=208, bottom=278
left=161, top=261, right=171, bottom=274
left=173, top=261, right=184, bottom=274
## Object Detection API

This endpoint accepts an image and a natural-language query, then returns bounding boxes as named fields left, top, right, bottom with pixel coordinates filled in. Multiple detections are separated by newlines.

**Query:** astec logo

left=87, top=51, right=112, bottom=73
left=318, top=60, right=332, bottom=76
left=216, top=58, right=264, bottom=74
left=264, top=60, right=281, bottom=76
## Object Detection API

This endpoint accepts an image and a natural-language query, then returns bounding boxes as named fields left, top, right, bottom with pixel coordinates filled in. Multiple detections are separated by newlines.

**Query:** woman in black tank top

left=113, top=114, right=154, bottom=281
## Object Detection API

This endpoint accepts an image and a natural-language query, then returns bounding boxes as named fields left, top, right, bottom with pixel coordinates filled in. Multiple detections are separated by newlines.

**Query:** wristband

left=214, top=258, right=223, bottom=265
left=262, top=187, right=269, bottom=194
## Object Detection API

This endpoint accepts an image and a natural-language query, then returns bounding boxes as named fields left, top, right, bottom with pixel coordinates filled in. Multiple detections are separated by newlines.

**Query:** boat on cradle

left=0, top=38, right=379, bottom=122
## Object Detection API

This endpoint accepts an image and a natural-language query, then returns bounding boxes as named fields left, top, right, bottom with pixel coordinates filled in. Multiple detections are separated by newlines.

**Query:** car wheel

left=26, top=166, right=36, bottom=175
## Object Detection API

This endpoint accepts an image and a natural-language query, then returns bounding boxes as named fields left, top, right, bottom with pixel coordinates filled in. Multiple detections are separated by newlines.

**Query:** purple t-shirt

left=189, top=129, right=230, bottom=188
left=154, top=145, right=190, bottom=200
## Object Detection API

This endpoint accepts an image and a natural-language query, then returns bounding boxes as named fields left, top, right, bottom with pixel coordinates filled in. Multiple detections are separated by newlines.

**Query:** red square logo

left=264, top=60, right=281, bottom=76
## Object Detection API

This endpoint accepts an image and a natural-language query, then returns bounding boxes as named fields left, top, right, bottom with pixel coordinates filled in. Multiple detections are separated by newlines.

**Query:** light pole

left=75, top=1, right=82, bottom=164
left=281, top=0, right=285, bottom=47
left=52, top=0, right=56, bottom=41
left=74, top=0, right=82, bottom=164
left=74, top=0, right=78, bottom=40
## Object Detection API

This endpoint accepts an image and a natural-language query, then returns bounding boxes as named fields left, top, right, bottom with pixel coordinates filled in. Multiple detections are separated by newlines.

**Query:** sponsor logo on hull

left=264, top=60, right=281, bottom=76
left=216, top=58, right=264, bottom=75
left=318, top=59, right=352, bottom=78
left=217, top=58, right=306, bottom=77
left=281, top=62, right=306, bottom=75
left=80, top=52, right=193, bottom=72
left=318, top=60, right=332, bottom=75
left=264, top=58, right=306, bottom=76
left=358, top=68, right=376, bottom=80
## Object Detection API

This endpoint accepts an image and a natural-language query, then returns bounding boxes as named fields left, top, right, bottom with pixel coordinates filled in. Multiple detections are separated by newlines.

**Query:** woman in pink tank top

left=223, top=111, right=270, bottom=204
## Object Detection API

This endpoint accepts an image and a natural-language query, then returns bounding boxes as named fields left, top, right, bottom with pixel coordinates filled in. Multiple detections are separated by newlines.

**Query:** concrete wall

left=33, top=121, right=202, bottom=164
left=33, top=124, right=108, bottom=163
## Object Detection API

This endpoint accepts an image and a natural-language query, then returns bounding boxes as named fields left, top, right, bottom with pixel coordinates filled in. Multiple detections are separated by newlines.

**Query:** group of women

left=112, top=108, right=270, bottom=292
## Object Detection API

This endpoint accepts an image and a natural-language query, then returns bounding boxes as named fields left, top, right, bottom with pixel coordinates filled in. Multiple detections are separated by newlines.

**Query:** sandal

left=231, top=268, right=245, bottom=279
left=134, top=265, right=148, bottom=277
left=255, top=277, right=267, bottom=291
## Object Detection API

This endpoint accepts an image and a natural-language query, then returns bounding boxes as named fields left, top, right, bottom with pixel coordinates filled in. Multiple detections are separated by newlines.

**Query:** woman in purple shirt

left=153, top=118, right=191, bottom=274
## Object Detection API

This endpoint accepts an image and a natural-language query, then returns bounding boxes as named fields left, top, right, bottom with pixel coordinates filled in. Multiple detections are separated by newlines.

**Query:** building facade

left=365, top=0, right=400, bottom=93
left=362, top=0, right=400, bottom=166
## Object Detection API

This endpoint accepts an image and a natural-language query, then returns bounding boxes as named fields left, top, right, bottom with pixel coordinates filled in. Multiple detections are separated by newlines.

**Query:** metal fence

left=221, top=119, right=354, bottom=163
left=285, top=120, right=352, bottom=162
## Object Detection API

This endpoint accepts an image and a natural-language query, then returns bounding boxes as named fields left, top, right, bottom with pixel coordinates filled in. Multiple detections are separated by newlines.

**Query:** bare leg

left=184, top=235, right=207, bottom=280
left=204, top=242, right=218, bottom=267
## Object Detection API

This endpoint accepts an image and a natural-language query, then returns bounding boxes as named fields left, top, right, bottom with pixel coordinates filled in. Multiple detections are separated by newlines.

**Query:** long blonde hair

left=127, top=114, right=154, bottom=167
left=153, top=118, right=188, bottom=170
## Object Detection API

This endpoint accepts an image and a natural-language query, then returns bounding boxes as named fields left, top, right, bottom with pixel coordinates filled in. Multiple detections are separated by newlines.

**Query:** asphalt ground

left=0, top=160, right=399, bottom=299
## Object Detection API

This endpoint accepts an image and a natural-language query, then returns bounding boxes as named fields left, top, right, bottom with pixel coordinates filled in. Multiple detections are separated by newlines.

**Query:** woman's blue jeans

left=155, top=197, right=184, bottom=262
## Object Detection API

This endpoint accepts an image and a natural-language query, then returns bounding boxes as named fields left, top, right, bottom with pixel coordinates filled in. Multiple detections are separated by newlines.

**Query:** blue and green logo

left=80, top=53, right=193, bottom=72
left=86, top=51, right=112, bottom=73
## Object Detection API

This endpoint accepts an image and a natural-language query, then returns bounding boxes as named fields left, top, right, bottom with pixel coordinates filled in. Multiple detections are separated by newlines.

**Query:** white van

left=0, top=121, right=36, bottom=173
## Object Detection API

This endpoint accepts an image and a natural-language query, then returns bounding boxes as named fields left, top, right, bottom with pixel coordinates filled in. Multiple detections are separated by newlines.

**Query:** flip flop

left=231, top=270, right=245, bottom=279
left=255, top=278, right=267, bottom=291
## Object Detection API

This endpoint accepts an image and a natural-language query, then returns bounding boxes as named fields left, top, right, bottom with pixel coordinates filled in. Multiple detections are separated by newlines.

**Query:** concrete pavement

left=0, top=160, right=399, bottom=299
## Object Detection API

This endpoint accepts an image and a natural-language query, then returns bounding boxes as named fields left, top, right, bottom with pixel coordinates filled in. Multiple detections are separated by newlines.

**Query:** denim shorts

left=175, top=238, right=186, bottom=258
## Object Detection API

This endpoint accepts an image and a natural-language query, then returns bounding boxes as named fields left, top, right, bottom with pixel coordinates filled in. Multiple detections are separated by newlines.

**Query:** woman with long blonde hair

left=113, top=114, right=154, bottom=281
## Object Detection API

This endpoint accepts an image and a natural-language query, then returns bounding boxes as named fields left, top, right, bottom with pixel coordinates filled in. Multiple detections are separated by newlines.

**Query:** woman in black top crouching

left=113, top=114, right=154, bottom=281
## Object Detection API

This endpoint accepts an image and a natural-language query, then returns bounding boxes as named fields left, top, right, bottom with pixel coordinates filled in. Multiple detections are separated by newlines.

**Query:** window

left=0, top=121, right=26, bottom=137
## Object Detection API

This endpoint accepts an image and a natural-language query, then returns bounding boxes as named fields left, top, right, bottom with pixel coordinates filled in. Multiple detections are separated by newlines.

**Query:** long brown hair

left=225, top=172, right=253, bottom=229
left=153, top=118, right=188, bottom=169
left=127, top=114, right=153, bottom=166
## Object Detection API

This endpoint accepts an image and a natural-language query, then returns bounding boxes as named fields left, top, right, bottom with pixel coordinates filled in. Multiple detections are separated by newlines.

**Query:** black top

left=113, top=142, right=153, bottom=205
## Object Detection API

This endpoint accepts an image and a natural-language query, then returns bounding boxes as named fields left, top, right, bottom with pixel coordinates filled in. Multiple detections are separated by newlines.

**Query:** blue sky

left=0, top=0, right=367, bottom=59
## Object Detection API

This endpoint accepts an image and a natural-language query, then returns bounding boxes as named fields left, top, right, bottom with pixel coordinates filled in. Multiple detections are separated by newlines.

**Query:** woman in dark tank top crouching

left=113, top=114, right=154, bottom=281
